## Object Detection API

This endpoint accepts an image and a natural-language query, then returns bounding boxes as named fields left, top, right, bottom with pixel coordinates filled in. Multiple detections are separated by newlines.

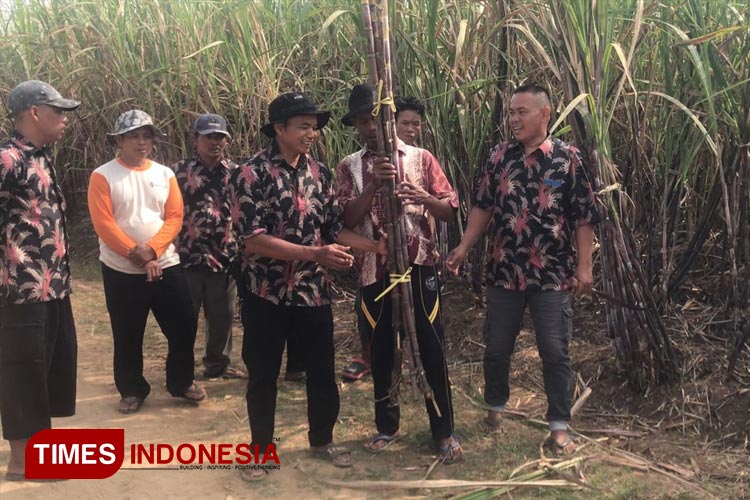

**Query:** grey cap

left=107, top=110, right=163, bottom=139
left=193, top=113, right=231, bottom=139
left=7, top=80, right=80, bottom=116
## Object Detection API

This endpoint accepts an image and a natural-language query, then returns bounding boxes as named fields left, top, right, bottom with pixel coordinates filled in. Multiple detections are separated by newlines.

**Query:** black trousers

left=361, top=264, right=455, bottom=441
left=0, top=297, right=77, bottom=440
left=101, top=264, right=197, bottom=400
left=241, top=293, right=339, bottom=449
left=354, top=288, right=371, bottom=363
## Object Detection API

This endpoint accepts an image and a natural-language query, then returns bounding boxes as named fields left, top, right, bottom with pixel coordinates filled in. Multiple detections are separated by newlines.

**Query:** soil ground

left=1, top=248, right=748, bottom=499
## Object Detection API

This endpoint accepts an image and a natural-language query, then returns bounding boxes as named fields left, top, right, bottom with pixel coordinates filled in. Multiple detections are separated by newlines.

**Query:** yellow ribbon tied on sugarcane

left=371, top=80, right=397, bottom=117
left=374, top=266, right=413, bottom=302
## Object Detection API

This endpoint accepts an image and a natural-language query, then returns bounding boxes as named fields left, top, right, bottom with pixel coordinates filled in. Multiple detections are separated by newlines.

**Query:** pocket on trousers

left=0, top=308, right=46, bottom=363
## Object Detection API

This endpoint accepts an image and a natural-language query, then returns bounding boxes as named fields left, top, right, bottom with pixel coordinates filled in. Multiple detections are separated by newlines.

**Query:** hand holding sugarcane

left=368, top=156, right=397, bottom=188
left=396, top=174, right=432, bottom=206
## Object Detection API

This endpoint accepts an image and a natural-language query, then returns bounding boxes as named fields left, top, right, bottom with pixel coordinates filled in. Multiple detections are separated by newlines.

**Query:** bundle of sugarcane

left=360, top=0, right=439, bottom=415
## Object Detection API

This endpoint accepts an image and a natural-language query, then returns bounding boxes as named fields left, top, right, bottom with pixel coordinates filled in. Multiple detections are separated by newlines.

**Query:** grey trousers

left=483, top=286, right=573, bottom=429
left=184, top=268, right=237, bottom=376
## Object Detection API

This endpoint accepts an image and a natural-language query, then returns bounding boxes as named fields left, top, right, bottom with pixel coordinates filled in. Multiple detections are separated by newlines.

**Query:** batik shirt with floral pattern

left=335, top=141, right=458, bottom=287
left=472, top=137, right=600, bottom=291
left=229, top=145, right=343, bottom=306
left=0, top=132, right=71, bottom=305
left=172, top=156, right=239, bottom=272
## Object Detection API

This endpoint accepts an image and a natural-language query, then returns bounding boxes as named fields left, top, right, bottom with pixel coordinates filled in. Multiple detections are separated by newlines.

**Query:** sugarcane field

left=0, top=0, right=749, bottom=498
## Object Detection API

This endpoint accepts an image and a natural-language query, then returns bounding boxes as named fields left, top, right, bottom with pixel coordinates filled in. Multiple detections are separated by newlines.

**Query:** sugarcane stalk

left=377, top=0, right=431, bottom=405
left=362, top=0, right=406, bottom=395
left=361, top=0, right=438, bottom=413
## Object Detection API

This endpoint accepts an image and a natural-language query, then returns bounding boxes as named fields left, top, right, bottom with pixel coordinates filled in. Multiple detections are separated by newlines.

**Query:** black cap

left=260, top=92, right=330, bottom=137
left=193, top=113, right=231, bottom=139
left=8, top=80, right=80, bottom=117
left=342, top=83, right=375, bottom=126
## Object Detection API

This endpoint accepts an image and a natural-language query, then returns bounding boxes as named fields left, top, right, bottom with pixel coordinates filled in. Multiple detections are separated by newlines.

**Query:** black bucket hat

left=342, top=83, right=376, bottom=126
left=260, top=92, right=331, bottom=137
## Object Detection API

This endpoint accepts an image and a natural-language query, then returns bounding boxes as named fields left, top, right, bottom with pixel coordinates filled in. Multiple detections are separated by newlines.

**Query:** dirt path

left=0, top=279, right=378, bottom=500
left=0, top=276, right=745, bottom=499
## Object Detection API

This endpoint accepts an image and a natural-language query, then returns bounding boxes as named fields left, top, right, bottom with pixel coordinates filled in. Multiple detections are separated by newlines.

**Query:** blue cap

left=193, top=114, right=231, bottom=139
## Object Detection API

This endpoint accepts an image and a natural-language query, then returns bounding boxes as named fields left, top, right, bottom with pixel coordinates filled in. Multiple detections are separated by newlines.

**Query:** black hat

left=8, top=80, right=80, bottom=117
left=260, top=92, right=330, bottom=138
left=342, top=83, right=376, bottom=126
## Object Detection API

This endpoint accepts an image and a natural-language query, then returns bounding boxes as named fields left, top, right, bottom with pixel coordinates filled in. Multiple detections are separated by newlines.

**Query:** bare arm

left=243, top=233, right=354, bottom=270
left=425, top=196, right=457, bottom=222
left=336, top=227, right=386, bottom=255
left=396, top=184, right=455, bottom=222
left=572, top=223, right=595, bottom=295
left=445, top=207, right=493, bottom=274
left=342, top=182, right=379, bottom=228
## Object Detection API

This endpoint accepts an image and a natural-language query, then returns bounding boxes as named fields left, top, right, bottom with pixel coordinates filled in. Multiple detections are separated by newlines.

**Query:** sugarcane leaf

left=182, top=40, right=224, bottom=60
left=649, top=91, right=719, bottom=158
left=506, top=22, right=561, bottom=80
left=550, top=92, right=589, bottom=134
left=674, top=25, right=745, bottom=46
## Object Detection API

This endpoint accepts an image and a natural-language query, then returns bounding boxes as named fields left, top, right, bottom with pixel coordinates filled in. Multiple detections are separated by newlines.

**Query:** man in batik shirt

left=335, top=83, right=463, bottom=463
left=0, top=80, right=80, bottom=480
left=172, top=114, right=246, bottom=379
left=230, top=92, right=384, bottom=481
left=447, top=84, right=600, bottom=455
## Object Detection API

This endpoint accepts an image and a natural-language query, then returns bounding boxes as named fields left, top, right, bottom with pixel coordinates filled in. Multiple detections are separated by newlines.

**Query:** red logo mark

left=26, top=429, right=125, bottom=479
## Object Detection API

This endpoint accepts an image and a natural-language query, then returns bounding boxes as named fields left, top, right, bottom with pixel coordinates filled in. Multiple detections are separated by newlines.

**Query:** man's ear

left=273, top=122, right=285, bottom=136
left=541, top=104, right=552, bottom=130
left=28, top=106, right=40, bottom=123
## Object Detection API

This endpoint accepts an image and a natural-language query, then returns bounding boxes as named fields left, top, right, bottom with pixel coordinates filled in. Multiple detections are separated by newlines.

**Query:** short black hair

left=395, top=96, right=425, bottom=119
left=512, top=84, right=552, bottom=105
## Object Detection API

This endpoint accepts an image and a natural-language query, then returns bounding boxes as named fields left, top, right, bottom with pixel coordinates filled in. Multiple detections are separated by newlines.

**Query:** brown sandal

left=179, top=383, right=206, bottom=403
left=239, top=467, right=267, bottom=482
left=118, top=396, right=144, bottom=414
left=543, top=435, right=577, bottom=456
left=482, top=415, right=503, bottom=434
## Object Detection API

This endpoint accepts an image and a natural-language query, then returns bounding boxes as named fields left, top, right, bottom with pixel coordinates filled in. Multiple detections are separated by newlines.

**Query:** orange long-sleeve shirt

left=88, top=158, right=183, bottom=274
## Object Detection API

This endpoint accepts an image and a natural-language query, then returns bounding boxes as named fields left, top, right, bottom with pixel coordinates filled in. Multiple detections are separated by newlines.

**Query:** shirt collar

left=268, top=143, right=308, bottom=170
left=192, top=154, right=230, bottom=171
left=12, top=130, right=52, bottom=159
left=509, top=135, right=553, bottom=155
left=359, top=138, right=408, bottom=158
